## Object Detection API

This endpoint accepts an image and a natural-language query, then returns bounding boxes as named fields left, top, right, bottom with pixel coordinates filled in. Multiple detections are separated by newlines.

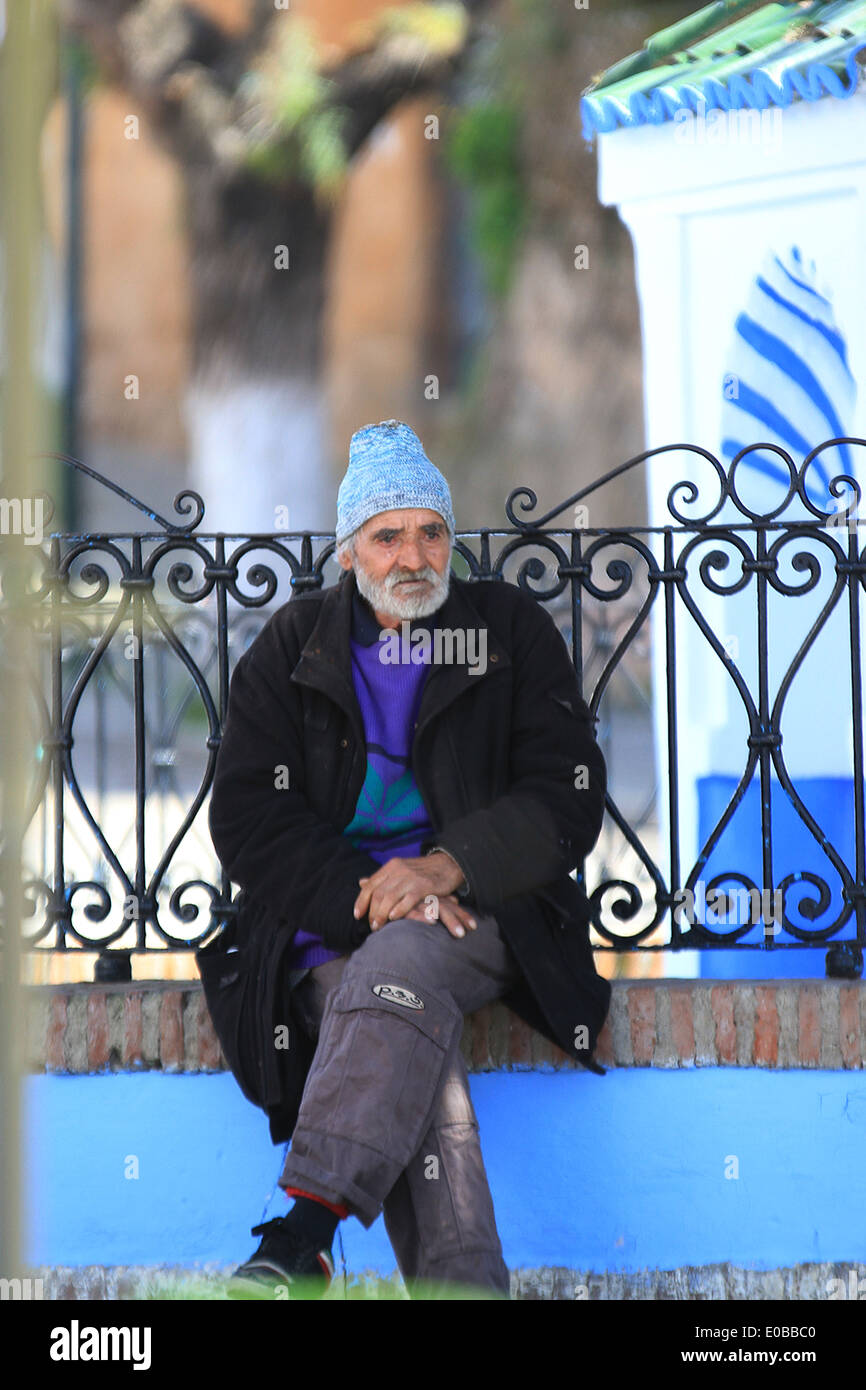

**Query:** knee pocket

left=303, top=969, right=463, bottom=1164
left=330, top=968, right=460, bottom=1046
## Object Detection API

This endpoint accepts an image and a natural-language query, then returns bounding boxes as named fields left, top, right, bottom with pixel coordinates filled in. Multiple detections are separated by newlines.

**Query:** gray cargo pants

left=279, top=910, right=521, bottom=1296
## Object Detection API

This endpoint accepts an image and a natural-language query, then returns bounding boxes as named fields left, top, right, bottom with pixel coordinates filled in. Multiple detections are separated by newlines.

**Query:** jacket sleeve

left=425, top=594, right=607, bottom=910
left=208, top=613, right=379, bottom=952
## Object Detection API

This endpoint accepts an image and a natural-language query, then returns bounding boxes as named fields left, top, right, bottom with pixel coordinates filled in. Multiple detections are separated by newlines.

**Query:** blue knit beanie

left=336, top=419, right=455, bottom=545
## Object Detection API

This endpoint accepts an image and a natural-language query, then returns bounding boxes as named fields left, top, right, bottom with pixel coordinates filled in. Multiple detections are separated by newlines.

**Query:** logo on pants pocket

left=372, top=983, right=424, bottom=1010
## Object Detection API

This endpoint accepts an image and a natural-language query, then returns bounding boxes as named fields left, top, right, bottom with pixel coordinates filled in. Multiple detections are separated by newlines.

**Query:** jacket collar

left=290, top=567, right=510, bottom=734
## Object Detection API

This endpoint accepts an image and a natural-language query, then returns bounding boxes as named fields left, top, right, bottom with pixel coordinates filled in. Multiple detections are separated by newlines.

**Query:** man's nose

left=397, top=538, right=425, bottom=571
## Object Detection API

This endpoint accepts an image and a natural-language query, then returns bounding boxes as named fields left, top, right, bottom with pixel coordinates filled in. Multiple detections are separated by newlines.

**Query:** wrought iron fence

left=2, top=439, right=864, bottom=980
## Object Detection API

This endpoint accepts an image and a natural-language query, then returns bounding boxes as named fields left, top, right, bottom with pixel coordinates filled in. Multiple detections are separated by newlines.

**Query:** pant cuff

left=280, top=1148, right=392, bottom=1229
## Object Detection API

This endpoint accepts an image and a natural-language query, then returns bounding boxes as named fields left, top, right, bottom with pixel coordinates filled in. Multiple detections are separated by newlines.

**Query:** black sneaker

left=228, top=1216, right=335, bottom=1300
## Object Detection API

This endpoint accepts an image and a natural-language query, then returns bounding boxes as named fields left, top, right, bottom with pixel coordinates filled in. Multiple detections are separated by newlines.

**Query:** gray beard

left=352, top=554, right=451, bottom=621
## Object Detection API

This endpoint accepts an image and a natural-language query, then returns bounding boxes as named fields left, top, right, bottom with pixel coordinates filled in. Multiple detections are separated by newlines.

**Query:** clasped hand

left=353, top=852, right=477, bottom=940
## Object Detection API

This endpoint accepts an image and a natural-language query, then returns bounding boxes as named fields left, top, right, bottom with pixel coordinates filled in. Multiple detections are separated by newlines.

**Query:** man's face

left=337, top=507, right=452, bottom=621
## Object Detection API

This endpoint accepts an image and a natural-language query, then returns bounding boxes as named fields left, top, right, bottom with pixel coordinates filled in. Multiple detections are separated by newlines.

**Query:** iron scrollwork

left=0, top=443, right=863, bottom=978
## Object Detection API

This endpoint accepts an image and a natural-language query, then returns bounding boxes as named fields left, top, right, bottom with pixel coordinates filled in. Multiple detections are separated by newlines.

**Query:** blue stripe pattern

left=720, top=246, right=856, bottom=509
left=756, top=275, right=852, bottom=377
left=735, top=319, right=849, bottom=479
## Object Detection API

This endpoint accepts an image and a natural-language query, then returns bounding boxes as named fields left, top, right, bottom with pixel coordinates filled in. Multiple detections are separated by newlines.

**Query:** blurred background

left=22, top=0, right=691, bottom=984
left=43, top=0, right=686, bottom=533
left=16, top=0, right=865, bottom=988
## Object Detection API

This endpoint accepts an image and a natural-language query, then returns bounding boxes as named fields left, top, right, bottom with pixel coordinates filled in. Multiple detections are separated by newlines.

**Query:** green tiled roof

left=581, top=0, right=866, bottom=136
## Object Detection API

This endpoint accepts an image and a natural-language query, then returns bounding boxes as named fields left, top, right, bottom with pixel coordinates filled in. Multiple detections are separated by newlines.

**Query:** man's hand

left=403, top=894, right=477, bottom=938
left=354, top=853, right=475, bottom=938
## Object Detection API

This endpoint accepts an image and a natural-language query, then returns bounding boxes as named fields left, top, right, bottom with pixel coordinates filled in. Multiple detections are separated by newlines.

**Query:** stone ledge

left=22, top=978, right=866, bottom=1073
left=20, top=1260, right=866, bottom=1301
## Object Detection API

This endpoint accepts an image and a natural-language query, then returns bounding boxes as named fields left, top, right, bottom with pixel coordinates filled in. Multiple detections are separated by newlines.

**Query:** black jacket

left=199, top=568, right=610, bottom=1141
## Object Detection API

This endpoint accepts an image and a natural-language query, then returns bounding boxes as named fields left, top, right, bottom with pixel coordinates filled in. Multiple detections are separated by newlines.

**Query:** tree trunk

left=182, top=165, right=334, bottom=532
left=185, top=373, right=329, bottom=533
left=60, top=0, right=480, bottom=532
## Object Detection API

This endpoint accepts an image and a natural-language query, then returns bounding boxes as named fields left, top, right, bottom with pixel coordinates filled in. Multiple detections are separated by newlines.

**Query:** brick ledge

left=22, top=978, right=866, bottom=1074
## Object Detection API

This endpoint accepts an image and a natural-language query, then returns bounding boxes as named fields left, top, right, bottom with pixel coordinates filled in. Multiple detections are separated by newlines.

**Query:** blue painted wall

left=24, top=1067, right=866, bottom=1276
left=697, top=775, right=855, bottom=980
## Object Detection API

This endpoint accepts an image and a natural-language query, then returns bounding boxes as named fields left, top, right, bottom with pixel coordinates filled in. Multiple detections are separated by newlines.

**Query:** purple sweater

left=286, top=591, right=436, bottom=970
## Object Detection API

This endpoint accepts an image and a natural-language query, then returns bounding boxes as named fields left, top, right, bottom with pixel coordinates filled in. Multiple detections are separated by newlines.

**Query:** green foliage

left=297, top=106, right=348, bottom=194
left=447, top=102, right=521, bottom=182
left=444, top=103, right=525, bottom=298
left=244, top=139, right=296, bottom=183
left=472, top=181, right=525, bottom=297
left=269, top=24, right=324, bottom=129
left=242, top=20, right=348, bottom=197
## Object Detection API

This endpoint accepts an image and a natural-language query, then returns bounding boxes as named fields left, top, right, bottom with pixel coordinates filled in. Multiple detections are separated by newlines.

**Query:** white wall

left=595, top=90, right=866, bottom=941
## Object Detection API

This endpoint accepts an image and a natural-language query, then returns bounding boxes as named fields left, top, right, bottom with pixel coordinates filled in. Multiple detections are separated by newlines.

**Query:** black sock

left=288, top=1195, right=340, bottom=1248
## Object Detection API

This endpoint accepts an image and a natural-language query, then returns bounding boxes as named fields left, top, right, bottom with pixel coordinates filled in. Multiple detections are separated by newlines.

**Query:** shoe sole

left=227, top=1251, right=334, bottom=1301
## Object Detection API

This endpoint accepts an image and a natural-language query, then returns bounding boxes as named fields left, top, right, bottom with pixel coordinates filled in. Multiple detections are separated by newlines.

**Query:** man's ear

left=336, top=547, right=353, bottom=572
